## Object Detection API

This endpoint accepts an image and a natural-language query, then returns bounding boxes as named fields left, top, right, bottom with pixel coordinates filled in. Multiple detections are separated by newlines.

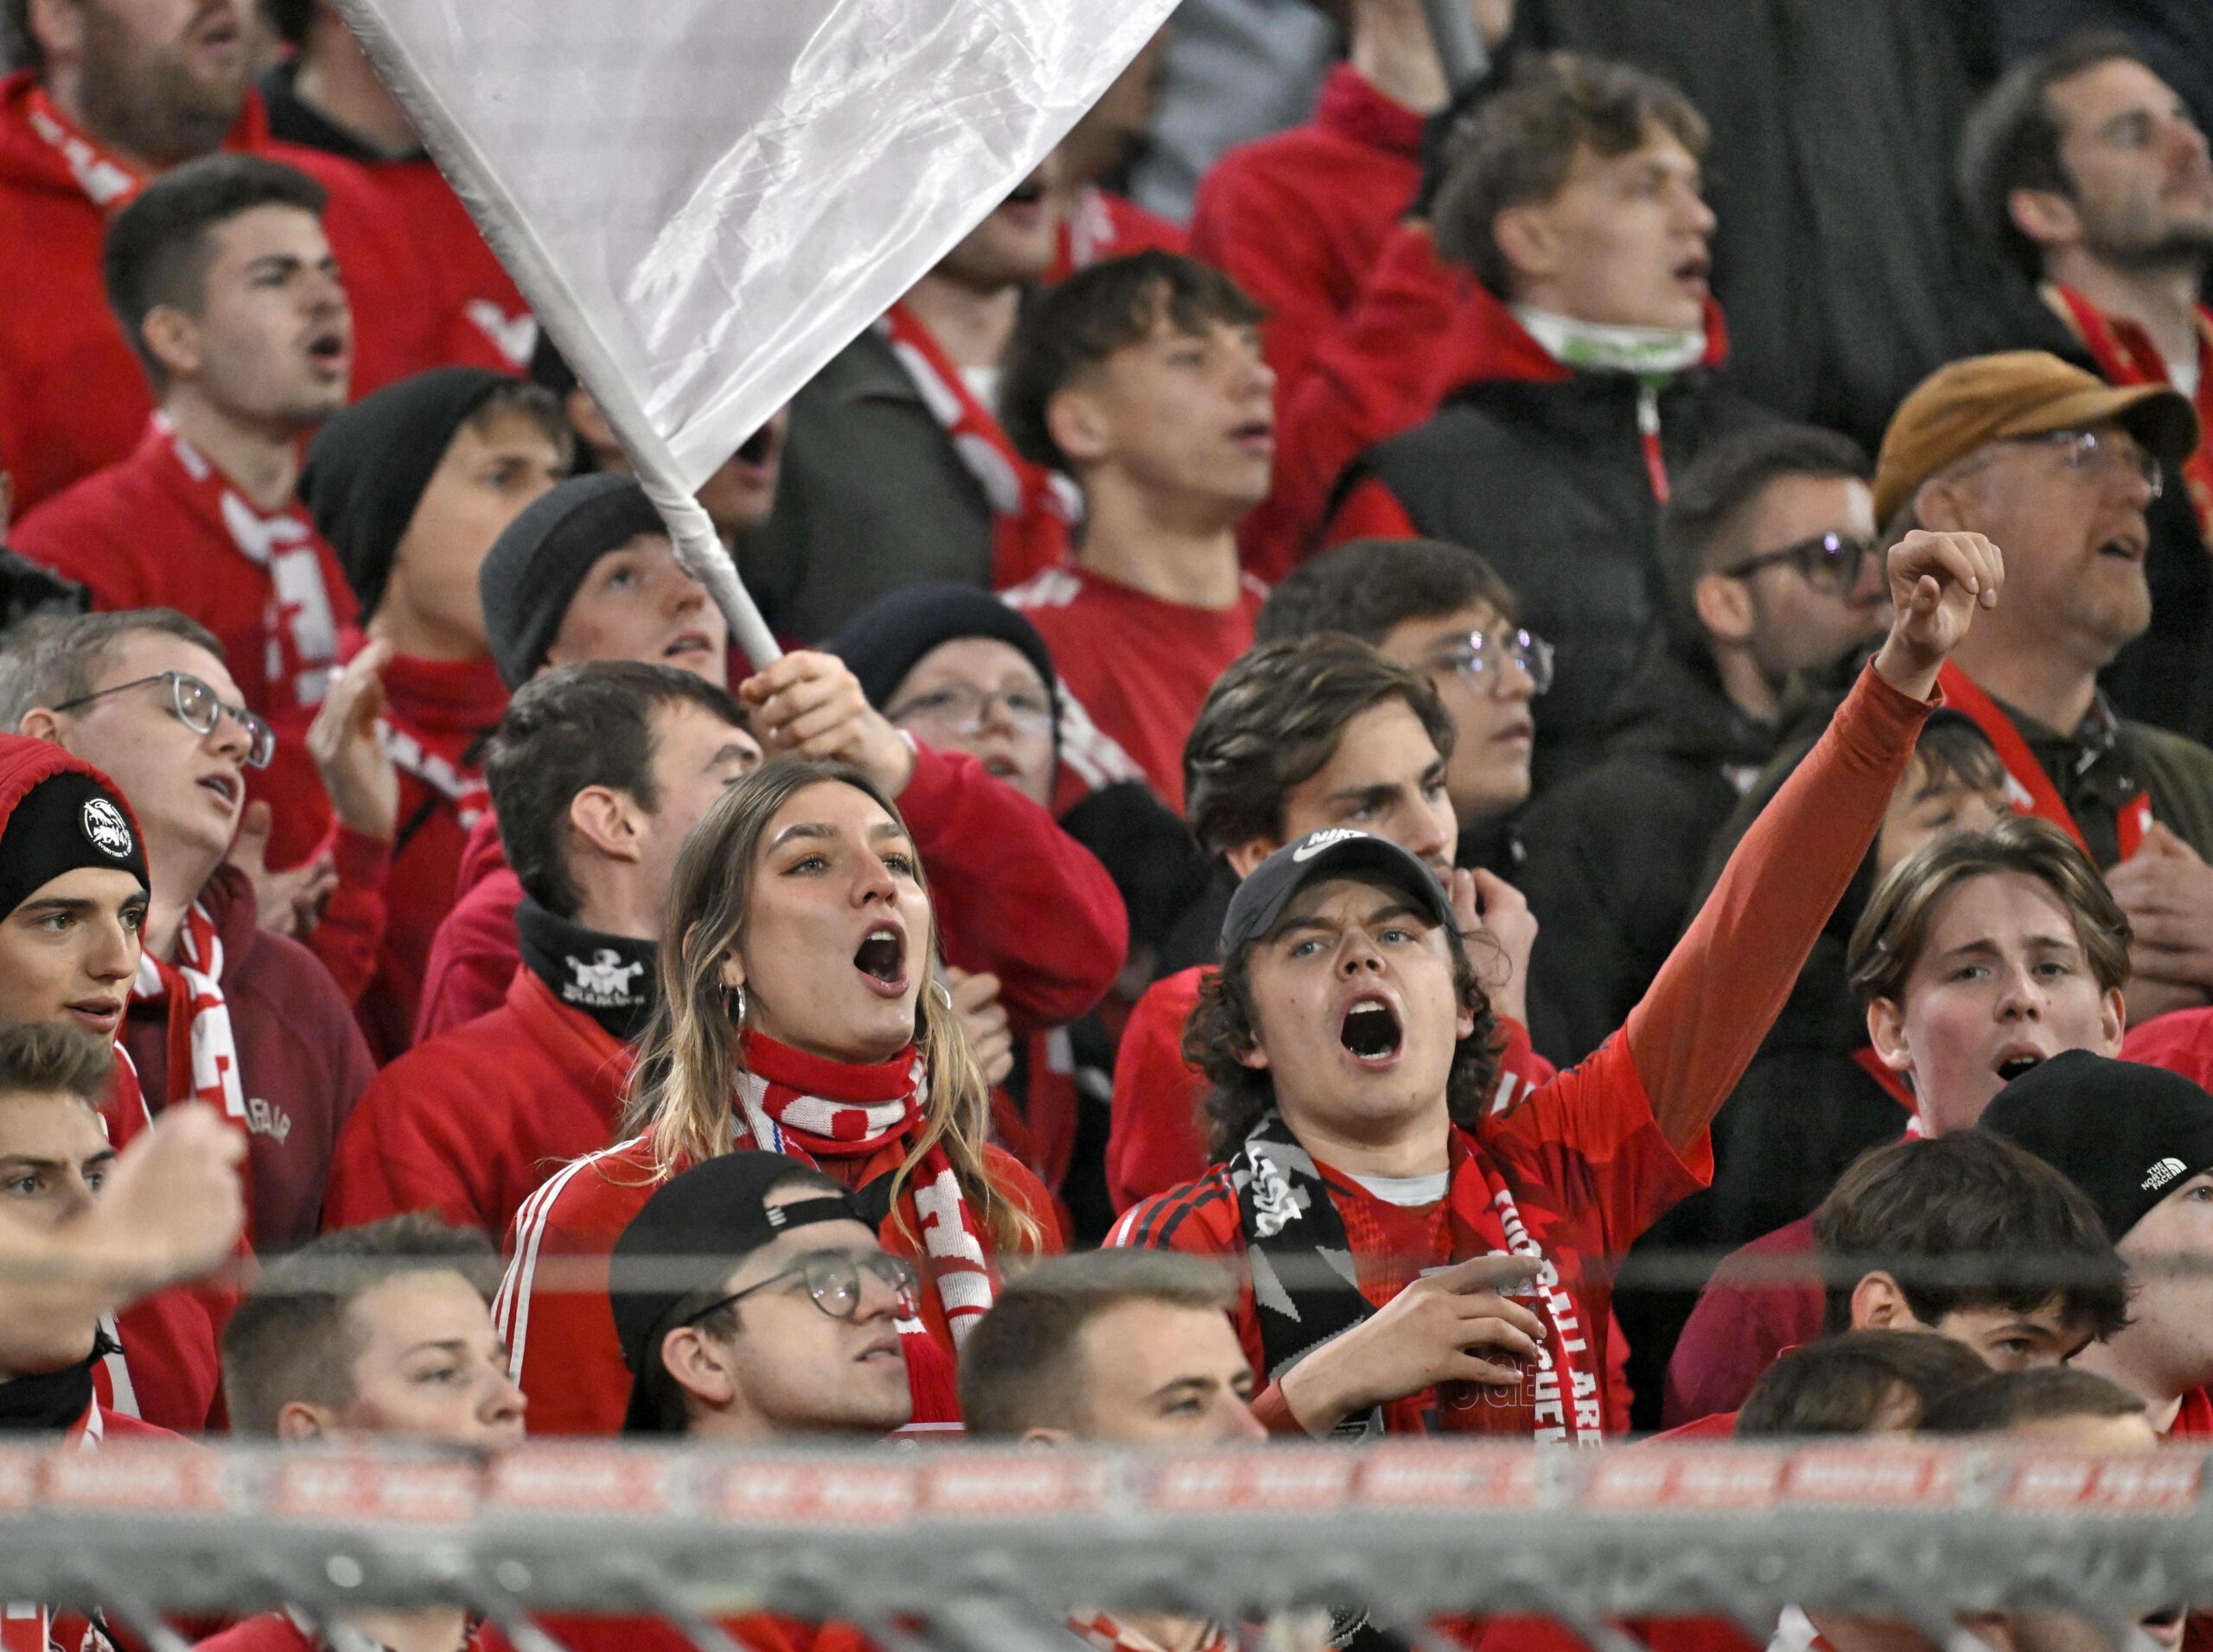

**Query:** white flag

left=330, top=0, right=1178, bottom=661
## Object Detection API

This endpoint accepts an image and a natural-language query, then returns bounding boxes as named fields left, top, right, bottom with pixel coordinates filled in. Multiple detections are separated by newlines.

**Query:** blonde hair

left=619, top=756, right=1041, bottom=1258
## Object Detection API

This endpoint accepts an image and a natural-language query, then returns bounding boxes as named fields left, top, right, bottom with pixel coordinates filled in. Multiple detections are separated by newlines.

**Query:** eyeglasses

left=2011, top=427, right=2164, bottom=500
left=50, top=672, right=276, bottom=769
left=887, top=683, right=1053, bottom=737
left=1723, top=532, right=1875, bottom=594
left=683, top=1250, right=922, bottom=1328
left=1429, top=628, right=1555, bottom=697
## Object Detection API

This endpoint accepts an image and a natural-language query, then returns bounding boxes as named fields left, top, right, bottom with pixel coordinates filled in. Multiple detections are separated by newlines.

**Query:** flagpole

left=325, top=0, right=784, bottom=668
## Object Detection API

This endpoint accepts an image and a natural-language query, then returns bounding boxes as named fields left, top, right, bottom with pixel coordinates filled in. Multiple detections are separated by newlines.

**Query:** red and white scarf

left=1, top=1404, right=114, bottom=1652
left=160, top=418, right=346, bottom=715
left=128, top=902, right=253, bottom=1220
left=878, top=303, right=1079, bottom=592
left=731, top=1031, right=998, bottom=1345
left=24, top=85, right=147, bottom=208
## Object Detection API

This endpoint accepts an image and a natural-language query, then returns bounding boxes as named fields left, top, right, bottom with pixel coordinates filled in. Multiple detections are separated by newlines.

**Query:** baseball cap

left=609, top=1151, right=871, bottom=1434
left=1980, top=1050, right=2213, bottom=1243
left=1221, top=828, right=1457, bottom=959
left=1871, top=351, right=2198, bottom=526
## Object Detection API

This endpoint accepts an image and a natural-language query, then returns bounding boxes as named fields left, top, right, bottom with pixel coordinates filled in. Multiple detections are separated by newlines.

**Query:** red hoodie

left=11, top=418, right=365, bottom=870
left=303, top=649, right=508, bottom=1060
left=326, top=964, right=633, bottom=1242
left=0, top=71, right=457, bottom=513
left=1189, top=64, right=1494, bottom=577
left=413, top=744, right=1130, bottom=1043
left=121, top=863, right=373, bottom=1253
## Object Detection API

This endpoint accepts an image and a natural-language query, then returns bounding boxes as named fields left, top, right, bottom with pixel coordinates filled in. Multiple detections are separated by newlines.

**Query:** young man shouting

left=1110, top=527, right=1999, bottom=1440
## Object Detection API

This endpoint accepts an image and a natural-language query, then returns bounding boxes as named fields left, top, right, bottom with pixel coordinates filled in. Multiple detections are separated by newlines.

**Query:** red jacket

left=1003, top=566, right=1268, bottom=814
left=1049, top=184, right=1187, bottom=282
left=416, top=745, right=1129, bottom=1043
left=1189, top=64, right=1490, bottom=578
left=121, top=864, right=373, bottom=1253
left=302, top=649, right=508, bottom=1060
left=415, top=810, right=517, bottom=1040
left=0, top=71, right=456, bottom=513
left=12, top=420, right=365, bottom=870
left=325, top=966, right=633, bottom=1242
left=495, top=1135, right=1061, bottom=1435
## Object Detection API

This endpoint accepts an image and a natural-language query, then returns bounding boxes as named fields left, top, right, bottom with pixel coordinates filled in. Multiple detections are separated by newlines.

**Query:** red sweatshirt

left=325, top=966, right=633, bottom=1242
left=302, top=648, right=507, bottom=1060
left=414, top=744, right=1129, bottom=1043
left=12, top=418, right=364, bottom=869
left=0, top=71, right=456, bottom=513
left=1111, top=664, right=1933, bottom=1438
left=495, top=1136, right=1060, bottom=1436
left=121, top=864, right=373, bottom=1253
left=1662, top=1213, right=1823, bottom=1429
left=1189, top=64, right=1489, bottom=577
left=1003, top=565, right=1267, bottom=813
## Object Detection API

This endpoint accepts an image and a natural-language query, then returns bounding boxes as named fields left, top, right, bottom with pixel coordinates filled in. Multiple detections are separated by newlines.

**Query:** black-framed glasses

left=2012, top=427, right=2164, bottom=500
left=1723, top=532, right=1874, bottom=595
left=887, top=683, right=1054, bottom=737
left=50, top=672, right=275, bottom=769
left=1428, top=628, right=1555, bottom=697
left=682, top=1250, right=921, bottom=1329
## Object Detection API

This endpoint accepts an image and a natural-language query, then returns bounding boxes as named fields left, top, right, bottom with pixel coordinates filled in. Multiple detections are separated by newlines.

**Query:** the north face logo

left=80, top=797, right=132, bottom=858
left=2142, top=1156, right=2188, bottom=1193
left=1293, top=827, right=1369, bottom=863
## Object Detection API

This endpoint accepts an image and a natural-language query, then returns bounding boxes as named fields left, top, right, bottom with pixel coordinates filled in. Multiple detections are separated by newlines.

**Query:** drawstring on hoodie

left=1637, top=381, right=1669, bottom=505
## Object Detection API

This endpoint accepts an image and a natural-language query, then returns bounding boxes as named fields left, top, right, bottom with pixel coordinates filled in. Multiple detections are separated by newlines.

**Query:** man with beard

left=1961, top=32, right=2213, bottom=741
left=0, top=0, right=454, bottom=512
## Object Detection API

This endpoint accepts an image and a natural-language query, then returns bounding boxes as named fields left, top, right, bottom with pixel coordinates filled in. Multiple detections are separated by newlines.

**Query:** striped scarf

left=731, top=1031, right=998, bottom=1346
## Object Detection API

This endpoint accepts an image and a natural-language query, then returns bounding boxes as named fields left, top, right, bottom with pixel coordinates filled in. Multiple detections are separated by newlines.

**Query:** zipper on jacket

left=1637, top=381, right=1669, bottom=504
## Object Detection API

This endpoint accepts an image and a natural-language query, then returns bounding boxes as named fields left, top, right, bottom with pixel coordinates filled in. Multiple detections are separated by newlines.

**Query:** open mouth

left=736, top=425, right=778, bottom=466
left=1339, top=995, right=1403, bottom=1066
left=856, top=1335, right=903, bottom=1365
left=854, top=925, right=906, bottom=989
left=1993, top=1050, right=2044, bottom=1085
left=2141, top=1611, right=2184, bottom=1648
left=1674, top=255, right=1712, bottom=292
left=1495, top=718, right=1534, bottom=744
left=661, top=631, right=713, bottom=660
left=1230, top=418, right=1274, bottom=452
left=305, top=330, right=348, bottom=368
left=197, top=771, right=239, bottom=808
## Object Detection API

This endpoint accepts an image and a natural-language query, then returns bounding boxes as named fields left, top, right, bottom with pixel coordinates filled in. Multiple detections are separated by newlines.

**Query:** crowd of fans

left=4, top=0, right=2213, bottom=1649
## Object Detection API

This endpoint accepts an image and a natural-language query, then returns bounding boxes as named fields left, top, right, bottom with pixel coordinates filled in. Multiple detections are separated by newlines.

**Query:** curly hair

left=1183, top=898, right=1502, bottom=1159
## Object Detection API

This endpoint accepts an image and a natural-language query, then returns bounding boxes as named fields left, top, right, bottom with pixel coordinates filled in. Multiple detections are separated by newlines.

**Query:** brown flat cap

left=1872, top=351, right=2198, bottom=526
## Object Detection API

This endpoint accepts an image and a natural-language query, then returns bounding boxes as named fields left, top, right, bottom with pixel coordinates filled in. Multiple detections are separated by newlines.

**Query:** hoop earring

left=724, top=984, right=747, bottom=1026
left=930, top=978, right=953, bottom=1011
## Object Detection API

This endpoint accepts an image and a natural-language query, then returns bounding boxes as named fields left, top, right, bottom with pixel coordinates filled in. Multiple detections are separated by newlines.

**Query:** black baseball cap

left=609, top=1151, right=871, bottom=1434
left=1981, top=1050, right=2213, bottom=1243
left=1221, top=828, right=1457, bottom=958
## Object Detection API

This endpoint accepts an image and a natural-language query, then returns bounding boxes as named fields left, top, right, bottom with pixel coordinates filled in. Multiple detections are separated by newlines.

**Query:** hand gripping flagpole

left=324, top=0, right=783, bottom=669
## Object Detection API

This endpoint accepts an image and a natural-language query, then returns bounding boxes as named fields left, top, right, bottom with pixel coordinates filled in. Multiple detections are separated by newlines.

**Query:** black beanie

left=826, top=584, right=1060, bottom=726
left=478, top=474, right=667, bottom=689
left=299, top=367, right=517, bottom=618
left=1981, top=1049, right=2213, bottom=1242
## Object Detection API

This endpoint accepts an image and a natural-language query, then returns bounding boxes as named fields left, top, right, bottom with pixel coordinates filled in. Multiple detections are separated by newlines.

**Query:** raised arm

left=1625, top=530, right=2005, bottom=1156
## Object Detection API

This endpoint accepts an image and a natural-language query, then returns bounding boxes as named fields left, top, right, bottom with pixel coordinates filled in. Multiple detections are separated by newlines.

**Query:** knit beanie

left=478, top=474, right=667, bottom=689
left=300, top=367, right=516, bottom=618
left=825, top=584, right=1060, bottom=724
left=1981, top=1049, right=2213, bottom=1242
